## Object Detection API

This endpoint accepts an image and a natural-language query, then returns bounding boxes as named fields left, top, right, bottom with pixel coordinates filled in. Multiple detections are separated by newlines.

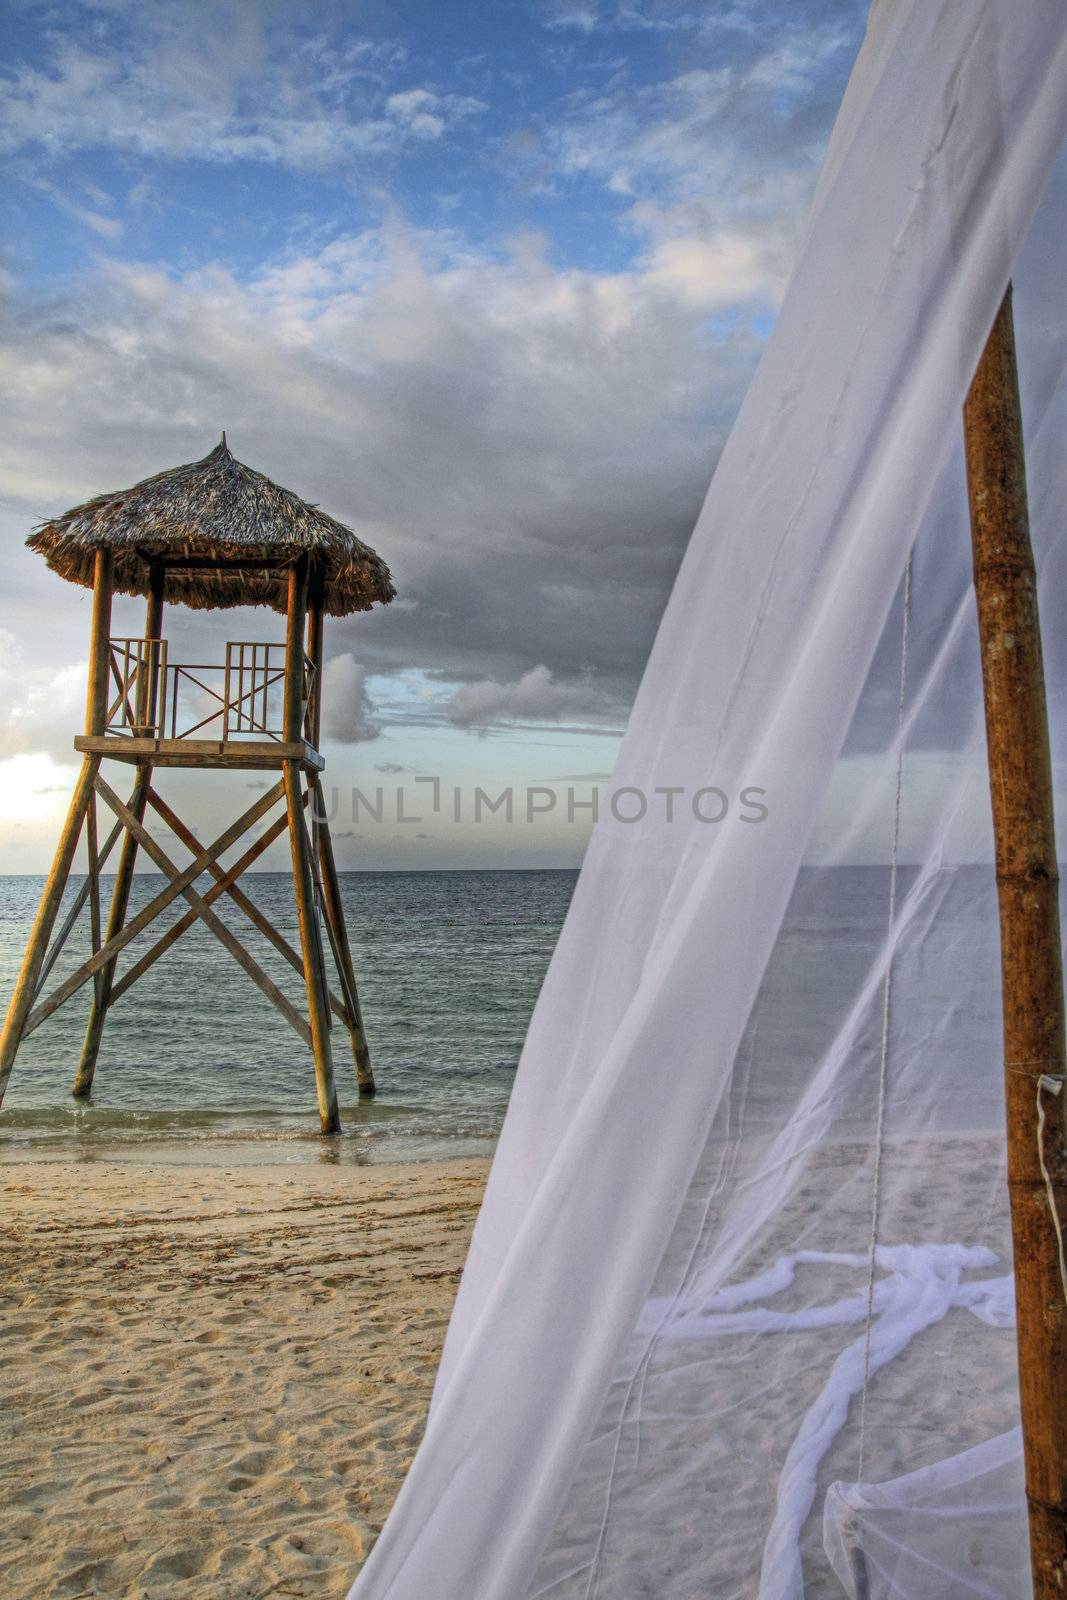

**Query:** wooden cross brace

left=109, top=785, right=353, bottom=1033
left=22, top=776, right=323, bottom=1043
left=0, top=754, right=374, bottom=1131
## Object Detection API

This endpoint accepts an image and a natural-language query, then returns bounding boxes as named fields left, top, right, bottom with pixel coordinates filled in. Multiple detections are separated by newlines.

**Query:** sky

left=0, top=0, right=873, bottom=870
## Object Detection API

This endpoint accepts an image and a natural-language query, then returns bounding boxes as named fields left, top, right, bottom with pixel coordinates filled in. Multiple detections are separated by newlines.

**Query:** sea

left=0, top=864, right=1012, bottom=1166
left=0, top=869, right=577, bottom=1166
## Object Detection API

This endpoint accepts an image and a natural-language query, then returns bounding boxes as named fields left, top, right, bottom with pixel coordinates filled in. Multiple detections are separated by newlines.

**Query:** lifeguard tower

left=0, top=437, right=394, bottom=1133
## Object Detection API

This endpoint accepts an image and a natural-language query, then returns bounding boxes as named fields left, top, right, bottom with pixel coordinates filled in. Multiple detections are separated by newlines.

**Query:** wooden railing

left=105, top=639, right=315, bottom=743
left=105, top=637, right=167, bottom=735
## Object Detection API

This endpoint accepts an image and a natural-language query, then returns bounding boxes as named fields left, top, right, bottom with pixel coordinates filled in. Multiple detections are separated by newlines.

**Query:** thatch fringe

left=27, top=439, right=395, bottom=617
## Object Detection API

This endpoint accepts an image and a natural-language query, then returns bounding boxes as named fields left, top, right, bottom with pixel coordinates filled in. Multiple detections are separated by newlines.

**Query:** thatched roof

left=27, top=438, right=395, bottom=617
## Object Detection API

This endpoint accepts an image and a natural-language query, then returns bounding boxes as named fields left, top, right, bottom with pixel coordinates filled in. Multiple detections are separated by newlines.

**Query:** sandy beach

left=0, top=1153, right=487, bottom=1600
left=0, top=1134, right=1022, bottom=1599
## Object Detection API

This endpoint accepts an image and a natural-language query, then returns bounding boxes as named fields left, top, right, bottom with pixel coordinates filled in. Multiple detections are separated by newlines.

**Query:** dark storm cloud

left=0, top=223, right=762, bottom=736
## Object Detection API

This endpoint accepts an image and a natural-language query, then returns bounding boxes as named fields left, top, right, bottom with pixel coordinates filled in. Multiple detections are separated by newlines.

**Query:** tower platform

left=73, top=735, right=324, bottom=771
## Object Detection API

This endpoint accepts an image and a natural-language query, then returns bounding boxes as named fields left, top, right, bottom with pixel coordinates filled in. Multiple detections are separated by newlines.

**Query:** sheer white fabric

left=823, top=1431, right=1028, bottom=1599
left=350, top=4, right=1067, bottom=1597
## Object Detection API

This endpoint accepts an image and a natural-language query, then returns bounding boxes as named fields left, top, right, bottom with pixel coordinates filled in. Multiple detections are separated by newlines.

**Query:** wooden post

left=285, top=555, right=311, bottom=745
left=964, top=284, right=1067, bottom=1595
left=285, top=556, right=340, bottom=1134
left=307, top=561, right=325, bottom=749
left=85, top=548, right=114, bottom=735
left=313, top=780, right=376, bottom=1096
left=0, top=550, right=112, bottom=1103
left=304, top=569, right=376, bottom=1095
left=137, top=557, right=165, bottom=731
left=72, top=769, right=149, bottom=1095
left=0, top=758, right=99, bottom=1104
left=73, top=569, right=165, bottom=1096
left=33, top=817, right=123, bottom=1000
left=86, top=790, right=103, bottom=1010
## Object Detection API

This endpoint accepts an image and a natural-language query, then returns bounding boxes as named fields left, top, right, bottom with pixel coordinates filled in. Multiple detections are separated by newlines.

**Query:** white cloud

left=36, top=179, right=126, bottom=242
left=446, top=665, right=607, bottom=730
left=642, top=231, right=778, bottom=308
left=544, top=2, right=602, bottom=32
left=386, top=88, right=486, bottom=141
left=539, top=18, right=856, bottom=295
left=0, top=754, right=82, bottom=826
left=0, top=8, right=482, bottom=171
left=68, top=203, right=124, bottom=240
left=542, top=1, right=852, bottom=42
left=0, top=630, right=88, bottom=763
left=386, top=89, right=445, bottom=140
left=320, top=655, right=382, bottom=744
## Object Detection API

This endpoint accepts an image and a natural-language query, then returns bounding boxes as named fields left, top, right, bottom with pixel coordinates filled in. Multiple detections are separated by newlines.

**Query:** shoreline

left=0, top=1131, right=500, bottom=1169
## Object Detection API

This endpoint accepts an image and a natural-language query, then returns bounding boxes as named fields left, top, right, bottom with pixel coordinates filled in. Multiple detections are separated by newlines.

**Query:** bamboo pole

left=0, top=757, right=99, bottom=1104
left=72, top=766, right=150, bottom=1096
left=85, top=550, right=114, bottom=736
left=137, top=557, right=165, bottom=732
left=0, top=552, right=112, bottom=1102
left=964, top=284, right=1067, bottom=1595
left=285, top=555, right=311, bottom=744
left=286, top=763, right=339, bottom=1133
left=86, top=790, right=104, bottom=1010
left=313, top=780, right=376, bottom=1095
left=307, top=561, right=325, bottom=750
left=33, top=817, right=123, bottom=1001
left=74, top=571, right=166, bottom=1094
left=304, top=570, right=375, bottom=1094
left=305, top=572, right=325, bottom=1007
left=285, top=557, right=340, bottom=1133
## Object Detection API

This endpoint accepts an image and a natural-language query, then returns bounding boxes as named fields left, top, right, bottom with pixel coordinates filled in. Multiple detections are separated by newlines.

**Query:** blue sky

left=0, top=0, right=869, bottom=869
left=6, top=1, right=864, bottom=287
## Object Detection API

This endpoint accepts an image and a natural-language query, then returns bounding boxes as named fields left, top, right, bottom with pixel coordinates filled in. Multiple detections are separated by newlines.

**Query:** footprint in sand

left=55, top=1557, right=115, bottom=1593
left=138, top=1543, right=207, bottom=1583
left=227, top=1446, right=288, bottom=1481
left=83, top=1481, right=128, bottom=1505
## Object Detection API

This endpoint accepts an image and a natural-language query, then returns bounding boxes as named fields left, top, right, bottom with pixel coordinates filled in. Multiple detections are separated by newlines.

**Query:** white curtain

left=824, top=1429, right=1029, bottom=1599
left=350, top=3, right=1067, bottom=1595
